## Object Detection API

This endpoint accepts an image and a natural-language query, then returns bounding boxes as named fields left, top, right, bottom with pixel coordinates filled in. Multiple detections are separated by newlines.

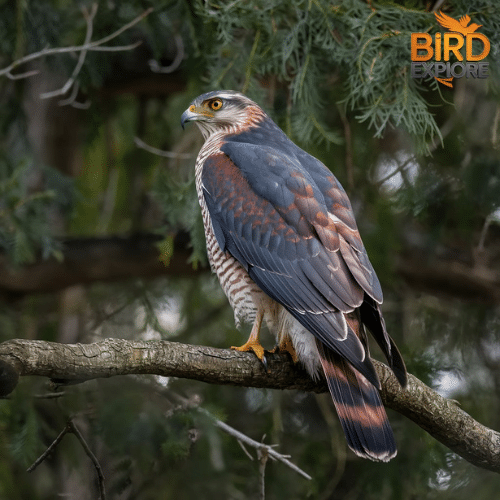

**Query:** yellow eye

left=210, top=99, right=223, bottom=111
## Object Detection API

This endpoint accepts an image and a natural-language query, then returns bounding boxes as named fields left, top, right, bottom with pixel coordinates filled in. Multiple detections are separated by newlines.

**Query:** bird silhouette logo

left=435, top=11, right=482, bottom=36
left=432, top=11, right=484, bottom=87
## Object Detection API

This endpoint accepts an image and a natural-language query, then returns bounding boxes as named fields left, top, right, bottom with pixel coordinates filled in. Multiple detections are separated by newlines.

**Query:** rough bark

left=1, top=338, right=499, bottom=473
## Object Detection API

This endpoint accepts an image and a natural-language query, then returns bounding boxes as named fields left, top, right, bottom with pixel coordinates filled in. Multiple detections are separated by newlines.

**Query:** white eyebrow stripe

left=217, top=91, right=244, bottom=99
left=205, top=92, right=255, bottom=106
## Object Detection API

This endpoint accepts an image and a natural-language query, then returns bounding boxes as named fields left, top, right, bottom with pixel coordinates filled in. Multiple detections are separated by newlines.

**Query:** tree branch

left=1, top=233, right=499, bottom=305
left=1, top=338, right=499, bottom=473
left=396, top=250, right=500, bottom=305
left=0, top=234, right=198, bottom=296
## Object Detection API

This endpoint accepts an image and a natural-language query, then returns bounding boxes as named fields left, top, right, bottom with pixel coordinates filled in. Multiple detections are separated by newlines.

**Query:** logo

left=411, top=11, right=490, bottom=87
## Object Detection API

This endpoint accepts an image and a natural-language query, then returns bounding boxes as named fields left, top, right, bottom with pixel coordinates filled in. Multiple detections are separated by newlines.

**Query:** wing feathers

left=339, top=238, right=383, bottom=303
left=435, top=11, right=459, bottom=31
left=202, top=150, right=394, bottom=385
left=360, top=296, right=407, bottom=387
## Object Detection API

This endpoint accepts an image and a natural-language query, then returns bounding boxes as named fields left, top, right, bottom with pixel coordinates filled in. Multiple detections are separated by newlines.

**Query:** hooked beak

left=181, top=108, right=196, bottom=129
left=181, top=104, right=213, bottom=129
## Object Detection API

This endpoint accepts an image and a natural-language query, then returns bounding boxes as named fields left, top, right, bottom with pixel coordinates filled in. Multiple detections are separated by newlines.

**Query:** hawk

left=181, top=91, right=407, bottom=461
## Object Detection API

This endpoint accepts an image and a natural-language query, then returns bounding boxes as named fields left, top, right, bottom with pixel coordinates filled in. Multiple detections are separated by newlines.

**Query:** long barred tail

left=317, top=341, right=397, bottom=462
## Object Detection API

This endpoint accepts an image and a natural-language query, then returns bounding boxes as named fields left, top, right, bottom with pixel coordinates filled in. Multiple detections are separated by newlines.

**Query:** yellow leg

left=270, top=334, right=298, bottom=362
left=231, top=308, right=265, bottom=362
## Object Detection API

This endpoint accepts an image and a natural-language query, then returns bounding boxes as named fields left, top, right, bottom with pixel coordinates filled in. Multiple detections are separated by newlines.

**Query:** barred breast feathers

left=195, top=136, right=263, bottom=328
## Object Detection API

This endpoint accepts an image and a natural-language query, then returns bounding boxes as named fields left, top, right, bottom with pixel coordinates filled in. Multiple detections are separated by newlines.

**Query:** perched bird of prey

left=181, top=91, right=407, bottom=461
left=435, top=10, right=482, bottom=36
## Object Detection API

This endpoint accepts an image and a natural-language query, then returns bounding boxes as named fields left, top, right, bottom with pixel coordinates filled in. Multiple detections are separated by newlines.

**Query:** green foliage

left=463, top=153, right=500, bottom=214
left=1, top=383, right=41, bottom=467
left=193, top=0, right=452, bottom=149
left=0, top=159, right=65, bottom=265
left=152, top=169, right=207, bottom=266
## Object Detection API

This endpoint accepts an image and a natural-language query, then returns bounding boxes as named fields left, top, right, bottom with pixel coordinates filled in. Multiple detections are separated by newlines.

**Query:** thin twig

left=375, top=155, right=415, bottom=187
left=432, top=0, right=446, bottom=13
left=86, top=42, right=144, bottom=52
left=27, top=423, right=71, bottom=473
left=492, top=104, right=500, bottom=149
left=149, top=34, right=184, bottom=74
left=258, top=446, right=268, bottom=500
left=91, top=7, right=153, bottom=47
left=34, top=392, right=66, bottom=399
left=237, top=439, right=255, bottom=460
left=199, top=408, right=312, bottom=480
left=0, top=8, right=153, bottom=80
left=41, top=3, right=97, bottom=99
left=68, top=420, right=107, bottom=500
left=242, top=30, right=261, bottom=94
left=58, top=80, right=81, bottom=105
left=477, top=214, right=493, bottom=252
left=58, top=81, right=91, bottom=109
left=134, top=136, right=195, bottom=159
left=6, top=69, right=39, bottom=80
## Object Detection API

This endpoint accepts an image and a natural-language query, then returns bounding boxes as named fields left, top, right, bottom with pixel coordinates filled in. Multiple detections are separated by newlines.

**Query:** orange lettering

left=435, top=33, right=442, bottom=61
left=411, top=33, right=433, bottom=61
left=467, top=33, right=490, bottom=61
left=444, top=34, right=464, bottom=61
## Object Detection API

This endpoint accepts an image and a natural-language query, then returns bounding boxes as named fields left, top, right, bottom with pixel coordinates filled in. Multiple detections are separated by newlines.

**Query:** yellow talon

left=270, top=335, right=298, bottom=362
left=231, top=308, right=266, bottom=364
left=231, top=341, right=266, bottom=362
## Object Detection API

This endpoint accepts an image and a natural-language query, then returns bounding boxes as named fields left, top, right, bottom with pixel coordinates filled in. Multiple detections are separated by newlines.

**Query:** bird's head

left=181, top=90, right=265, bottom=139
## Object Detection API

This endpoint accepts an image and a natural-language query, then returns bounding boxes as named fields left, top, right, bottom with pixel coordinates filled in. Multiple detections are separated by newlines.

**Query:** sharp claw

left=261, top=353, right=268, bottom=372
left=231, top=340, right=269, bottom=370
left=271, top=337, right=298, bottom=363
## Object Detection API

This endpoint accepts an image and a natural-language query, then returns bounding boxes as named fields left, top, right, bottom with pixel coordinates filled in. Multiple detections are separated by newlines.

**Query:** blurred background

left=0, top=0, right=499, bottom=498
